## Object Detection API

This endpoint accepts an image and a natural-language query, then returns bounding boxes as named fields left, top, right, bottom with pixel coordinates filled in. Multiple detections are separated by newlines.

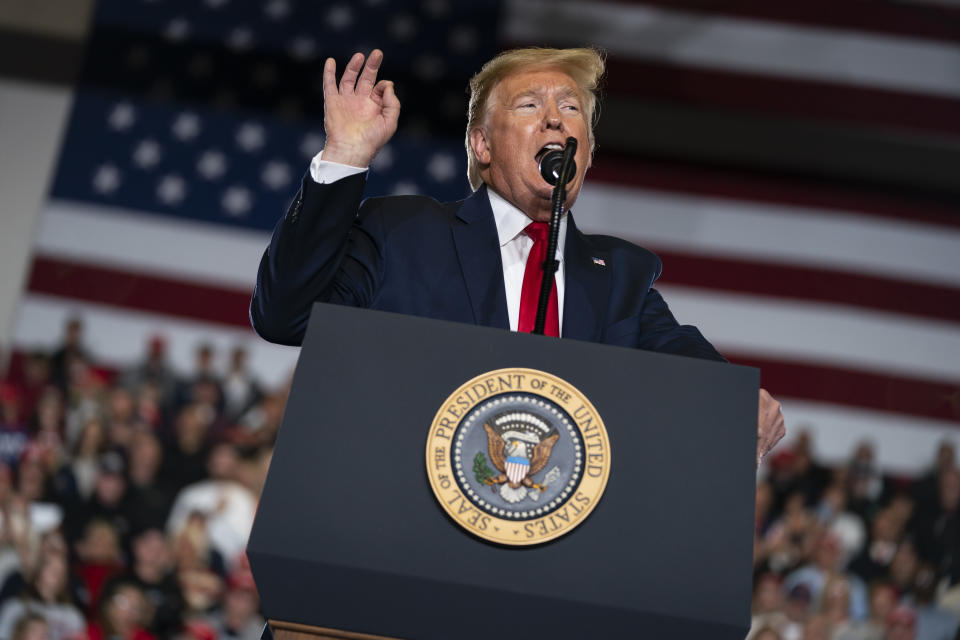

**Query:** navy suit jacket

left=251, top=172, right=724, bottom=362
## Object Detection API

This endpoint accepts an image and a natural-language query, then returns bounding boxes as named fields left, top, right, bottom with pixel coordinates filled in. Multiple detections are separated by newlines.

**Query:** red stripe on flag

left=25, top=257, right=960, bottom=423
left=604, top=59, right=960, bottom=139
left=728, top=353, right=960, bottom=424
left=30, top=248, right=960, bottom=330
left=653, top=250, right=960, bottom=324
left=605, top=0, right=960, bottom=44
left=27, top=256, right=252, bottom=328
left=588, top=156, right=960, bottom=230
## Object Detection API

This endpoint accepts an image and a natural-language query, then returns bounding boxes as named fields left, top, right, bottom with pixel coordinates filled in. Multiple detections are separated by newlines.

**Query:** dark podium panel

left=248, top=303, right=758, bottom=639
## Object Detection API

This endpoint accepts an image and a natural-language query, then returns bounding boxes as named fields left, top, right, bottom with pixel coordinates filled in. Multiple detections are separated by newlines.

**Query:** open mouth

left=534, top=142, right=565, bottom=163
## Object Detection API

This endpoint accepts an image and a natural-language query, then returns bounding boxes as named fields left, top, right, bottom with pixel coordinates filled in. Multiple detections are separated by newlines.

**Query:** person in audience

left=912, top=467, right=960, bottom=584
left=104, top=526, right=183, bottom=637
left=10, top=353, right=51, bottom=426
left=13, top=442, right=66, bottom=537
left=49, top=317, right=89, bottom=393
left=121, top=336, right=177, bottom=413
left=221, top=347, right=262, bottom=424
left=791, top=431, right=832, bottom=506
left=8, top=614, right=47, bottom=640
left=848, top=442, right=885, bottom=519
left=165, top=442, right=256, bottom=569
left=126, top=431, right=172, bottom=534
left=909, top=564, right=959, bottom=640
left=70, top=419, right=107, bottom=502
left=759, top=491, right=819, bottom=576
left=72, top=518, right=125, bottom=616
left=104, top=388, right=139, bottom=452
left=0, top=552, right=85, bottom=640
left=850, top=508, right=905, bottom=583
left=835, top=580, right=897, bottom=640
left=912, top=442, right=955, bottom=532
left=172, top=515, right=225, bottom=619
left=203, top=566, right=263, bottom=640
left=238, top=391, right=286, bottom=448
left=67, top=452, right=132, bottom=550
left=160, top=405, right=214, bottom=494
left=780, top=584, right=812, bottom=640
left=817, top=482, right=867, bottom=568
left=885, top=606, right=918, bottom=640
left=131, top=381, right=165, bottom=434
left=88, top=580, right=157, bottom=640
left=823, top=575, right=856, bottom=632
left=785, top=530, right=869, bottom=620
left=0, top=386, right=29, bottom=468
left=887, top=494, right=915, bottom=537
left=802, top=614, right=831, bottom=640
left=750, top=572, right=789, bottom=637
left=175, top=345, right=223, bottom=418
left=889, top=541, right=921, bottom=601
left=753, top=626, right=784, bottom=640
left=0, top=529, right=73, bottom=606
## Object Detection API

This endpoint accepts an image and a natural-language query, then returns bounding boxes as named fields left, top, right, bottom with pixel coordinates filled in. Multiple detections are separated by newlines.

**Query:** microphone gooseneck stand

left=533, top=136, right=578, bottom=335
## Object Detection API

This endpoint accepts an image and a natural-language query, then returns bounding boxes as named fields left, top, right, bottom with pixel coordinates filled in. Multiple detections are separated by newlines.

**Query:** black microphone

left=538, top=137, right=578, bottom=186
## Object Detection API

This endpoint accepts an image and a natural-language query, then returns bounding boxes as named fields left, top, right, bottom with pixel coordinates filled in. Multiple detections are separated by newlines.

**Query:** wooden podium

left=267, top=620, right=398, bottom=640
left=249, top=303, right=758, bottom=639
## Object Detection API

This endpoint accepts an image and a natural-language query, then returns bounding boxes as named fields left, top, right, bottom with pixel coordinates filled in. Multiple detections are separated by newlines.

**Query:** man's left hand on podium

left=757, top=388, right=786, bottom=467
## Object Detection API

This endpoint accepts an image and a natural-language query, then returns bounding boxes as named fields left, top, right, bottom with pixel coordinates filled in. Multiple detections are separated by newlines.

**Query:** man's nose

left=543, top=104, right=563, bottom=130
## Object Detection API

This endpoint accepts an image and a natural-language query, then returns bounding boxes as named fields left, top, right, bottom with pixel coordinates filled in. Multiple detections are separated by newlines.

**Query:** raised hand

left=321, top=49, right=400, bottom=168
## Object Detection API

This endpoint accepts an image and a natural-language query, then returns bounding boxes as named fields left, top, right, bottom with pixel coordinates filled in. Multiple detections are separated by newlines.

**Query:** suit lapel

left=451, top=185, right=510, bottom=330
left=562, top=214, right=609, bottom=342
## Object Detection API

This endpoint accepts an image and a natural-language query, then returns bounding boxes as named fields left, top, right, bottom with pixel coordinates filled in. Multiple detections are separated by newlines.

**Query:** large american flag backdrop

left=12, top=0, right=960, bottom=470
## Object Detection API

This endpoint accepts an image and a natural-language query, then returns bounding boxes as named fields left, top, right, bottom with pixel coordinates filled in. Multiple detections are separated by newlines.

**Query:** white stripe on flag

left=505, top=0, right=960, bottom=98
left=13, top=294, right=299, bottom=388
left=36, top=201, right=271, bottom=289
left=575, top=182, right=960, bottom=288
left=659, top=284, right=960, bottom=383
left=39, top=191, right=960, bottom=290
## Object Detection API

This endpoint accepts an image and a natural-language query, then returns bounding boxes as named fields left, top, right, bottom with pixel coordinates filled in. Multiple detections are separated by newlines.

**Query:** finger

left=761, top=415, right=786, bottom=459
left=357, top=49, right=384, bottom=95
left=322, top=57, right=338, bottom=97
left=339, top=52, right=365, bottom=94
left=382, top=80, right=401, bottom=111
left=374, top=80, right=401, bottom=121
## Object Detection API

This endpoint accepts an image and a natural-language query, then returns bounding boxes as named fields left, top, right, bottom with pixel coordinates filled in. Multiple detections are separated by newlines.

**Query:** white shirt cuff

left=309, top=149, right=368, bottom=184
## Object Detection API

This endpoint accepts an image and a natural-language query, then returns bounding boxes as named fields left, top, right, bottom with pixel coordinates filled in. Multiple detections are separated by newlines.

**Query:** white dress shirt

left=309, top=151, right=566, bottom=332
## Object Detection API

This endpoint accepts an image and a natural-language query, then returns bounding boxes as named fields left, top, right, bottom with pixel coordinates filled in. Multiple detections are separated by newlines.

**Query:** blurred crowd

left=750, top=432, right=960, bottom=640
left=1, top=317, right=958, bottom=640
left=0, top=318, right=288, bottom=640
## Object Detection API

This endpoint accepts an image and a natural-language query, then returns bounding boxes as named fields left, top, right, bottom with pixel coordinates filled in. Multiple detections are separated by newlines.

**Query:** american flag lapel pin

left=592, top=257, right=606, bottom=267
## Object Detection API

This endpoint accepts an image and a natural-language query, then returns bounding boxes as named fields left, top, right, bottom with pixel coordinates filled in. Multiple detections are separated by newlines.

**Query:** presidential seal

left=426, top=368, right=610, bottom=546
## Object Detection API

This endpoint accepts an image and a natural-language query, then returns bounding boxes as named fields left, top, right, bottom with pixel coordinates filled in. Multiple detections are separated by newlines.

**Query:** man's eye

left=562, top=104, right=579, bottom=112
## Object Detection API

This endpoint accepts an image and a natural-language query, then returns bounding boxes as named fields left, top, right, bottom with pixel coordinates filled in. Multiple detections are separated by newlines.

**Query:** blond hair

left=465, top=47, right=605, bottom=191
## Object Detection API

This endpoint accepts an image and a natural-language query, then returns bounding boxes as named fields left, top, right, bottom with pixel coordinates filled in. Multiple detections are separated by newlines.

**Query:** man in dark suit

left=251, top=47, right=785, bottom=463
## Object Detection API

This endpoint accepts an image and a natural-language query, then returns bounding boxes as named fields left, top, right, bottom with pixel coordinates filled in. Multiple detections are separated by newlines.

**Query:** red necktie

left=518, top=222, right=559, bottom=337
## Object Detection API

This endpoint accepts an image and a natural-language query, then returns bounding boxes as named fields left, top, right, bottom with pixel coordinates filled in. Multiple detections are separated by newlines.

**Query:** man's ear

left=469, top=127, right=491, bottom=165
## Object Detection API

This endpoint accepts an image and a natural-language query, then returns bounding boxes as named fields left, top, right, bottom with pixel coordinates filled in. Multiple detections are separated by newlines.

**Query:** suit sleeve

left=635, top=288, right=727, bottom=362
left=249, top=172, right=385, bottom=346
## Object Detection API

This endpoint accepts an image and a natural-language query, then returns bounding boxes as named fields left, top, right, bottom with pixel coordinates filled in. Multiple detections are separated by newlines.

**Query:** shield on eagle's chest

left=505, top=456, right=530, bottom=484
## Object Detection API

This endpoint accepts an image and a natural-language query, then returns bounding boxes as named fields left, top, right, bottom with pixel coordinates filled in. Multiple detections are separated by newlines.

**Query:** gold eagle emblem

left=483, top=422, right=559, bottom=493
